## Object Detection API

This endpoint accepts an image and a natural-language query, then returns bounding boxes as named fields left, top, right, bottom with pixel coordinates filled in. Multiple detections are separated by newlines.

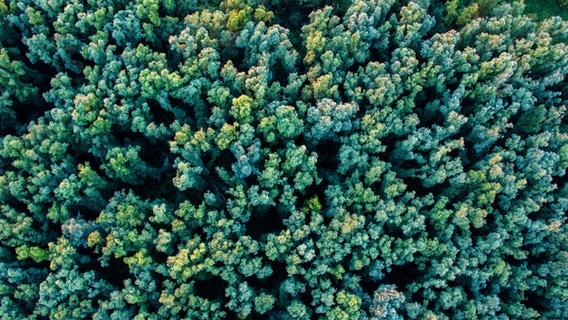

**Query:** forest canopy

left=1, top=0, right=567, bottom=318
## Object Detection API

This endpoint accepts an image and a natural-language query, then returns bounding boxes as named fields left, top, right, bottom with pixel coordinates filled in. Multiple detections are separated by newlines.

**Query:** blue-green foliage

left=1, top=0, right=567, bottom=318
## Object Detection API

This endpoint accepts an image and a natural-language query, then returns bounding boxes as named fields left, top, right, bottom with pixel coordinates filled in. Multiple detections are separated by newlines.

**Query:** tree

left=0, top=0, right=566, bottom=318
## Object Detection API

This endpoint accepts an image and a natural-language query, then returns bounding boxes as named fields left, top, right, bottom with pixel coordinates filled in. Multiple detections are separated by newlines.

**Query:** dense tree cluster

left=1, top=0, right=567, bottom=318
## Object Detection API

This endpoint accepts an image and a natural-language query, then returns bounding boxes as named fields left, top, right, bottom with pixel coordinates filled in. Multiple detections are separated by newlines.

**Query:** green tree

left=1, top=0, right=566, bottom=318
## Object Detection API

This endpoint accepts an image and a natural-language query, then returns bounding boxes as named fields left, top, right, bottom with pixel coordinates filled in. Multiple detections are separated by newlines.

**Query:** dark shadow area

left=72, top=205, right=100, bottom=221
left=246, top=205, right=286, bottom=241
left=360, top=276, right=380, bottom=297
left=67, top=50, right=93, bottom=74
left=221, top=44, right=246, bottom=71
left=110, top=126, right=145, bottom=148
left=384, top=222, right=404, bottom=240
left=379, top=133, right=399, bottom=156
left=523, top=292, right=548, bottom=313
left=139, top=137, right=171, bottom=169
left=392, top=158, right=421, bottom=172
left=12, top=99, right=50, bottom=133
left=76, top=151, right=105, bottom=172
left=91, top=256, right=131, bottom=288
left=147, top=98, right=177, bottom=126
left=3, top=199, right=28, bottom=214
left=314, top=139, right=340, bottom=171
left=400, top=175, right=430, bottom=198
left=430, top=179, right=454, bottom=200
left=459, top=97, right=478, bottom=117
left=212, top=149, right=235, bottom=174
left=194, top=274, right=228, bottom=301
left=382, top=262, right=424, bottom=289
left=168, top=95, right=195, bottom=126
left=270, top=57, right=289, bottom=86
left=244, top=174, right=260, bottom=187
left=139, top=173, right=179, bottom=203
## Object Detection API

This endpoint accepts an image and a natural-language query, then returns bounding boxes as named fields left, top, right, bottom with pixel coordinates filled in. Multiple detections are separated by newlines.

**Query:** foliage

left=1, top=0, right=567, bottom=318
left=524, top=0, right=568, bottom=21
